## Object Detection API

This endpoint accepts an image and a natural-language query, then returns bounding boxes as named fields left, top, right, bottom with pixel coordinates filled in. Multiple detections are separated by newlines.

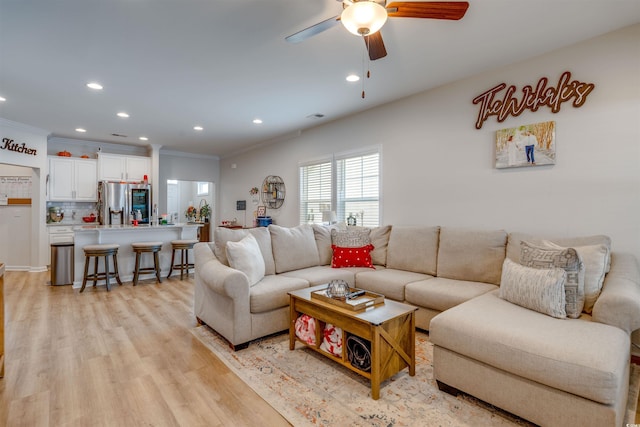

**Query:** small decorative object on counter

left=347, top=213, right=357, bottom=226
left=326, top=279, right=350, bottom=299
left=185, top=205, right=197, bottom=221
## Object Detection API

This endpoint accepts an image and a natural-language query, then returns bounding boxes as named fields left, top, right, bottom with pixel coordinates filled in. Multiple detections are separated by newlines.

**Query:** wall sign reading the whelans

left=1, top=137, right=38, bottom=156
left=472, top=71, right=595, bottom=129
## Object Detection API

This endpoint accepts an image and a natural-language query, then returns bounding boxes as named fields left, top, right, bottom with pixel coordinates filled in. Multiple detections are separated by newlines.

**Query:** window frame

left=298, top=145, right=381, bottom=226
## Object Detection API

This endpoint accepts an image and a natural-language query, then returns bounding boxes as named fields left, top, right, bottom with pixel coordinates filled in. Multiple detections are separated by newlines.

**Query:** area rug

left=191, top=326, right=640, bottom=427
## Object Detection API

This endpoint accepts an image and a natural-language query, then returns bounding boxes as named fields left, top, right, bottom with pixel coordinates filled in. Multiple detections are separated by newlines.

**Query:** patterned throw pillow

left=499, top=258, right=567, bottom=319
left=331, top=228, right=371, bottom=247
left=331, top=244, right=375, bottom=269
left=319, top=323, right=343, bottom=357
left=520, top=241, right=585, bottom=318
left=294, top=314, right=316, bottom=345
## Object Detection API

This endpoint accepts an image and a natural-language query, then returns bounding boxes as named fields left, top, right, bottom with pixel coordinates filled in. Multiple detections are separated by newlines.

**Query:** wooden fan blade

left=364, top=32, right=387, bottom=61
left=386, top=1, right=469, bottom=20
left=285, top=15, right=341, bottom=43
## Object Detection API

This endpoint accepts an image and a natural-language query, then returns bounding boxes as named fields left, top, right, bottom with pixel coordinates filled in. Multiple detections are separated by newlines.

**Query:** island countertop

left=73, top=222, right=202, bottom=232
left=72, top=222, right=202, bottom=288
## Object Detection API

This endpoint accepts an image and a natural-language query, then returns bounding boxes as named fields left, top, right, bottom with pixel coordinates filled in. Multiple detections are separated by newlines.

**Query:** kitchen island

left=73, top=223, right=201, bottom=288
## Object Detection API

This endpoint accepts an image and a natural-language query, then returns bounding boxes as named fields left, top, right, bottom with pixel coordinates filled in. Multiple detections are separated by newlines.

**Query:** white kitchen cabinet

left=48, top=157, right=98, bottom=201
left=98, top=153, right=150, bottom=183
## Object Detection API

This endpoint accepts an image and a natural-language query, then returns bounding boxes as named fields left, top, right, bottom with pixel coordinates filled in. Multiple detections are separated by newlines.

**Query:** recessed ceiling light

left=139, top=136, right=148, bottom=141
left=86, top=82, right=103, bottom=90
left=193, top=126, right=203, bottom=131
left=75, top=128, right=87, bottom=133
left=0, top=96, right=6, bottom=102
left=117, top=112, right=130, bottom=118
left=346, top=74, right=360, bottom=82
left=252, top=118, right=263, bottom=124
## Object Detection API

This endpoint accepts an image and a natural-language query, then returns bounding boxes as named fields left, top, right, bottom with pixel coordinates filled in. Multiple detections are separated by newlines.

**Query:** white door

left=166, top=180, right=179, bottom=222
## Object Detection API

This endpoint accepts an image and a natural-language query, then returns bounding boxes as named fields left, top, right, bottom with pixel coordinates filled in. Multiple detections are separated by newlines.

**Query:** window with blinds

left=299, top=160, right=332, bottom=225
left=299, top=148, right=380, bottom=227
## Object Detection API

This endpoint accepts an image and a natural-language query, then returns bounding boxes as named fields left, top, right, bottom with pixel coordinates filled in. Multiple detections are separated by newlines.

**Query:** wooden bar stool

left=168, top=239, right=198, bottom=279
left=81, top=244, right=122, bottom=292
left=131, top=242, right=163, bottom=286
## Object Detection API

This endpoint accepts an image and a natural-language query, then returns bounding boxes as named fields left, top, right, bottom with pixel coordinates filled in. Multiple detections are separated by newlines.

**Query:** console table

left=288, top=285, right=417, bottom=399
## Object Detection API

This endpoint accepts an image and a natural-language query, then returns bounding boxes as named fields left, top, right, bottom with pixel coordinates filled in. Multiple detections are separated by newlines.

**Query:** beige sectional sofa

left=194, top=223, right=640, bottom=427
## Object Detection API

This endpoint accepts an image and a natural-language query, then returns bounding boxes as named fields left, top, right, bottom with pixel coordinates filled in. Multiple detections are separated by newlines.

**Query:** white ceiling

left=1, top=0, right=639, bottom=157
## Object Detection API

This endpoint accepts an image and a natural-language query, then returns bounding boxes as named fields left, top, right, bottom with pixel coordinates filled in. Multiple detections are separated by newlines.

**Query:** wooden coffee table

left=288, top=284, right=417, bottom=400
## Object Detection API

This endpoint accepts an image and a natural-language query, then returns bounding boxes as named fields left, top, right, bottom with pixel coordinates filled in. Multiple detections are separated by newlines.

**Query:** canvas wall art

left=495, top=121, right=556, bottom=169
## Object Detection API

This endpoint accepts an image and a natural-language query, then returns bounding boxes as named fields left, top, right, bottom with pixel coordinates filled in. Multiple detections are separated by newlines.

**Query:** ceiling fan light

left=341, top=1, right=388, bottom=36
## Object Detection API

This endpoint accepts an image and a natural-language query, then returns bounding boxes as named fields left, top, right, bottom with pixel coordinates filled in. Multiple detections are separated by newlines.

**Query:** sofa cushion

left=437, top=227, right=507, bottom=285
left=356, top=268, right=432, bottom=301
left=405, top=277, right=498, bottom=313
left=312, top=224, right=339, bottom=265
left=331, top=244, right=375, bottom=269
left=520, top=241, right=585, bottom=318
left=507, top=232, right=611, bottom=271
left=281, top=265, right=363, bottom=287
left=249, top=275, right=309, bottom=313
left=270, top=224, right=320, bottom=273
left=369, top=225, right=392, bottom=266
left=226, top=234, right=265, bottom=287
left=386, top=226, right=440, bottom=275
left=213, top=226, right=276, bottom=275
left=542, top=240, right=609, bottom=314
left=430, top=291, right=630, bottom=405
left=498, top=258, right=567, bottom=318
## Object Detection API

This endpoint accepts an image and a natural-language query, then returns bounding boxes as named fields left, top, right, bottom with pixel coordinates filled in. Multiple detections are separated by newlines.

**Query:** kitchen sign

left=472, top=71, right=595, bottom=129
left=1, top=137, right=38, bottom=156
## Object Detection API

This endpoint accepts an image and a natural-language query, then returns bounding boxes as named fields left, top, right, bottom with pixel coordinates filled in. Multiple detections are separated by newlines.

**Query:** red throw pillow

left=331, top=244, right=375, bottom=269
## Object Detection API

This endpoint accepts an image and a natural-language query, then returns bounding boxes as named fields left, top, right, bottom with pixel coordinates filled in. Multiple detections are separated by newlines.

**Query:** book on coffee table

left=311, top=288, right=384, bottom=311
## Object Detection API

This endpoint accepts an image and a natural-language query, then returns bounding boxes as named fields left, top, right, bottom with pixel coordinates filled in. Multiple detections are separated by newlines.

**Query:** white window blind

left=337, top=152, right=380, bottom=227
left=299, top=160, right=332, bottom=225
left=299, top=148, right=380, bottom=227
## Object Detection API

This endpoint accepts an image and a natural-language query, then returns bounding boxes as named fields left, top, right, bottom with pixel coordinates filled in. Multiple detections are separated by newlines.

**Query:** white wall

left=0, top=118, right=50, bottom=271
left=219, top=24, right=640, bottom=258
left=158, top=151, right=220, bottom=223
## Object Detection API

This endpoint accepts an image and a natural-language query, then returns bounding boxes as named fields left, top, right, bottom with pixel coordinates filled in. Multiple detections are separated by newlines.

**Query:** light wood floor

left=0, top=271, right=291, bottom=427
left=1, top=271, right=639, bottom=426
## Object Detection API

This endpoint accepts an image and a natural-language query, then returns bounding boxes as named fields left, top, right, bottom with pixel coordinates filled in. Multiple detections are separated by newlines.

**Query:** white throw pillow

left=226, top=234, right=265, bottom=286
left=499, top=258, right=567, bottom=319
left=541, top=240, right=609, bottom=314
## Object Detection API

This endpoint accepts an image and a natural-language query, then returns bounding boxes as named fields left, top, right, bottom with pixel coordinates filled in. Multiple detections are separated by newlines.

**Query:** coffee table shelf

left=288, top=284, right=417, bottom=400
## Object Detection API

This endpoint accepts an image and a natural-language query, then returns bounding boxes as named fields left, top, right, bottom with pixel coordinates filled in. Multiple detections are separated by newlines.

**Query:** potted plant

left=199, top=201, right=211, bottom=223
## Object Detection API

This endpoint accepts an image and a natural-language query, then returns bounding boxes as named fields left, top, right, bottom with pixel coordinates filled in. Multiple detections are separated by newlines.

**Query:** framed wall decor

left=257, top=205, right=266, bottom=217
left=495, top=121, right=556, bottom=169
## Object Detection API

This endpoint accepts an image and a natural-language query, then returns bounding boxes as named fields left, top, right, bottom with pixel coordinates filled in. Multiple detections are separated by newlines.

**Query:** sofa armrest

left=592, top=252, right=640, bottom=334
left=194, top=242, right=250, bottom=299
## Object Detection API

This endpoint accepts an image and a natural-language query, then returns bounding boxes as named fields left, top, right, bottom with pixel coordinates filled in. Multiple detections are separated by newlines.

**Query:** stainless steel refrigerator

left=97, top=181, right=152, bottom=225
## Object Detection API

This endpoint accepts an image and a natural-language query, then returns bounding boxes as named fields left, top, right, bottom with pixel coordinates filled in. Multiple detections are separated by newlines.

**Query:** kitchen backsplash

left=46, top=201, right=98, bottom=225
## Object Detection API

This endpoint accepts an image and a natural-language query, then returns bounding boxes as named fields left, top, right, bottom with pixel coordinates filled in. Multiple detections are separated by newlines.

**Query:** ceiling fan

left=285, top=1, right=469, bottom=61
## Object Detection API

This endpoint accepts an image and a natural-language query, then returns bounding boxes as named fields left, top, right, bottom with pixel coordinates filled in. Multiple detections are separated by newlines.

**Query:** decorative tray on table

left=311, top=287, right=385, bottom=311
